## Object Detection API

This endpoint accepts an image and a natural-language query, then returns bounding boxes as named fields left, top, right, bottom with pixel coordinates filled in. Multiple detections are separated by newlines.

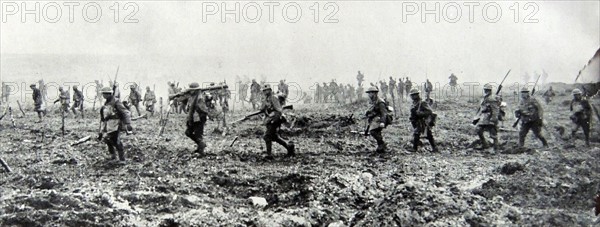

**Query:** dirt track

left=1, top=94, right=599, bottom=226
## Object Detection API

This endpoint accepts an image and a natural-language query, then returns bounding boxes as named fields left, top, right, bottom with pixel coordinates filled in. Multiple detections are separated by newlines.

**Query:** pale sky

left=1, top=1, right=599, bottom=89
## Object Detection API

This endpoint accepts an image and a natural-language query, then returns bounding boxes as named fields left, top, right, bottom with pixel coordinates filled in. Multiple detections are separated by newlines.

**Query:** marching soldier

left=261, top=84, right=295, bottom=158
left=449, top=73, right=458, bottom=92
left=424, top=79, right=433, bottom=101
left=1, top=82, right=10, bottom=104
left=71, top=85, right=84, bottom=117
left=388, top=77, right=396, bottom=101
left=30, top=84, right=46, bottom=122
left=409, top=89, right=438, bottom=152
left=379, top=81, right=388, bottom=100
left=143, top=86, right=156, bottom=116
left=128, top=84, right=142, bottom=117
left=250, top=79, right=261, bottom=110
left=474, top=84, right=501, bottom=150
left=569, top=88, right=592, bottom=146
left=405, top=77, right=412, bottom=98
left=365, top=86, right=388, bottom=153
left=278, top=80, right=289, bottom=97
left=185, top=82, right=208, bottom=154
left=397, top=78, right=405, bottom=101
left=95, top=80, right=103, bottom=103
left=515, top=87, right=549, bottom=148
left=357, top=70, right=364, bottom=87
left=542, top=86, right=556, bottom=104
left=54, top=86, right=71, bottom=117
left=99, top=87, right=132, bottom=163
left=167, top=82, right=179, bottom=113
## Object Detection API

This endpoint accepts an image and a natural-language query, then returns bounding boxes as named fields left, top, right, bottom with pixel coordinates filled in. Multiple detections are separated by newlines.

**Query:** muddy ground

left=1, top=94, right=600, bottom=226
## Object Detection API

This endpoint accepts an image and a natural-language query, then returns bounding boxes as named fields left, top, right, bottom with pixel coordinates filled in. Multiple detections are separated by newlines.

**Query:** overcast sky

left=1, top=1, right=599, bottom=88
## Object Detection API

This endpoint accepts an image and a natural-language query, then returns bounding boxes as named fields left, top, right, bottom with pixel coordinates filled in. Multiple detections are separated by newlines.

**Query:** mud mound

left=352, top=178, right=520, bottom=226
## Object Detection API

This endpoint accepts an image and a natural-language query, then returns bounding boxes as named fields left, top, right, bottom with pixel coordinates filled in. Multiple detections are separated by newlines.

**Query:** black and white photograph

left=1, top=1, right=599, bottom=226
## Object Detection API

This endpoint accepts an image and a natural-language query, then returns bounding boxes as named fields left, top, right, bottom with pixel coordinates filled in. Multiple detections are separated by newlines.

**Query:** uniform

left=365, top=86, right=388, bottom=153
left=54, top=88, right=71, bottom=114
left=475, top=85, right=501, bottom=149
left=570, top=89, right=592, bottom=146
left=278, top=81, right=289, bottom=97
left=261, top=84, right=295, bottom=157
left=185, top=83, right=208, bottom=153
left=71, top=87, right=84, bottom=116
left=31, top=85, right=46, bottom=121
left=424, top=80, right=433, bottom=99
left=128, top=86, right=142, bottom=116
left=143, top=88, right=157, bottom=115
left=542, top=87, right=556, bottom=104
left=515, top=88, right=548, bottom=147
left=409, top=89, right=438, bottom=152
left=250, top=80, right=261, bottom=110
left=100, top=87, right=132, bottom=161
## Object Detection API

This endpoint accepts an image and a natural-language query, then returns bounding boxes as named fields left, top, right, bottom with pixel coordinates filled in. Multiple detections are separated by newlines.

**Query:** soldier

left=356, top=85, right=364, bottom=101
left=99, top=87, right=132, bottom=163
left=95, top=80, right=104, bottom=103
left=348, top=84, right=355, bottom=103
left=379, top=81, right=388, bottom=100
left=388, top=77, right=396, bottom=101
left=128, top=84, right=142, bottom=116
left=184, top=82, right=208, bottom=154
left=330, top=80, right=339, bottom=103
left=71, top=85, right=84, bottom=117
left=405, top=77, right=412, bottom=98
left=315, top=83, right=322, bottom=104
left=542, top=86, right=556, bottom=104
left=357, top=70, right=364, bottom=87
left=449, top=73, right=458, bottom=92
left=1, top=82, right=10, bottom=104
left=409, top=89, right=438, bottom=152
left=278, top=80, right=289, bottom=97
left=397, top=78, right=405, bottom=101
left=261, top=84, right=295, bottom=158
left=569, top=88, right=593, bottom=146
left=474, top=84, right=501, bottom=150
left=168, top=82, right=179, bottom=113
left=322, top=83, right=329, bottom=103
left=515, top=87, right=549, bottom=148
left=365, top=86, right=388, bottom=153
left=424, top=79, right=434, bottom=106
left=239, top=80, right=249, bottom=106
left=250, top=79, right=261, bottom=110
left=30, top=84, right=46, bottom=122
left=143, top=86, right=156, bottom=116
left=54, top=86, right=71, bottom=117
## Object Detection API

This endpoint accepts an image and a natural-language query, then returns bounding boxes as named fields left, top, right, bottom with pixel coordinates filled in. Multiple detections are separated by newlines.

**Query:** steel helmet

left=409, top=88, right=420, bottom=95
left=365, top=86, right=379, bottom=93
left=101, top=87, right=113, bottom=94
left=483, top=84, right=493, bottom=90
left=571, top=88, right=582, bottom=95
left=520, top=87, right=530, bottom=93
left=262, top=84, right=272, bottom=91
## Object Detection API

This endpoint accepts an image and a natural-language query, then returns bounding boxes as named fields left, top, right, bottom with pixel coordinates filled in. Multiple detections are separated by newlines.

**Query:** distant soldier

left=239, top=80, right=249, bottom=106
left=474, top=84, right=501, bottom=150
left=315, top=83, right=322, bottom=103
left=98, top=87, right=132, bottom=163
left=348, top=85, right=355, bottom=103
left=71, top=85, right=84, bottom=117
left=356, top=85, right=364, bottom=101
left=250, top=79, right=261, bottom=110
left=515, top=87, right=548, bottom=148
left=449, top=73, right=458, bottom=92
left=143, top=86, right=156, bottom=116
left=303, top=92, right=312, bottom=104
left=278, top=80, right=289, bottom=97
left=95, top=80, right=103, bottom=103
left=30, top=84, right=46, bottom=122
left=54, top=86, right=71, bottom=116
left=128, top=84, right=142, bottom=116
left=405, top=77, right=412, bottom=97
left=388, top=77, right=396, bottom=101
left=185, top=82, right=208, bottom=154
left=397, top=78, right=405, bottom=101
left=1, top=82, right=10, bottom=104
left=357, top=70, right=364, bottom=87
left=365, top=86, right=388, bottom=153
left=424, top=79, right=434, bottom=106
left=379, top=81, right=388, bottom=100
left=409, top=89, right=438, bottom=152
left=330, top=80, right=339, bottom=103
left=322, top=83, right=329, bottom=103
left=569, top=88, right=592, bottom=146
left=167, top=82, right=179, bottom=113
left=261, top=84, right=295, bottom=158
left=542, top=86, right=556, bottom=104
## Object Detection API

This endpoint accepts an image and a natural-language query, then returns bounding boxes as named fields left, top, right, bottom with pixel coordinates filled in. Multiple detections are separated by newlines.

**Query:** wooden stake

left=16, top=100, right=25, bottom=117
left=0, top=157, right=11, bottom=172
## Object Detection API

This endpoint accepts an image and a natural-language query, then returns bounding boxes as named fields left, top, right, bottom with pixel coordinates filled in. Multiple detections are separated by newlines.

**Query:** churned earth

left=1, top=93, right=599, bottom=226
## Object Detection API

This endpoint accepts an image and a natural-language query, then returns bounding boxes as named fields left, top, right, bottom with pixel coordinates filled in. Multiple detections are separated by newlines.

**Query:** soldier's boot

left=428, top=137, right=439, bottom=153
left=518, top=136, right=526, bottom=148
left=376, top=141, right=387, bottom=153
left=492, top=138, right=499, bottom=151
left=410, top=136, right=420, bottom=152
left=196, top=139, right=206, bottom=154
left=107, top=145, right=117, bottom=160
left=264, top=140, right=274, bottom=159
left=539, top=137, right=549, bottom=148
left=477, top=130, right=489, bottom=149
left=286, top=141, right=296, bottom=157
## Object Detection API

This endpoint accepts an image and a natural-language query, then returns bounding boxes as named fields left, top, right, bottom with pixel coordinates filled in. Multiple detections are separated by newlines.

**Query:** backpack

left=381, top=98, right=394, bottom=126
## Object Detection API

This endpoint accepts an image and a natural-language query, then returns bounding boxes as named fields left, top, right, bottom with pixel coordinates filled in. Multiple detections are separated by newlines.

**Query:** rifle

left=232, top=104, right=293, bottom=125
left=158, top=84, right=230, bottom=136
left=512, top=74, right=542, bottom=128
left=472, top=69, right=511, bottom=125
left=111, top=66, right=120, bottom=100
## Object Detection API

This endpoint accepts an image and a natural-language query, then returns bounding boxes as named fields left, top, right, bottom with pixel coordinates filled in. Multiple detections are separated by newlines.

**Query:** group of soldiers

left=5, top=74, right=594, bottom=163
left=362, top=82, right=595, bottom=154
